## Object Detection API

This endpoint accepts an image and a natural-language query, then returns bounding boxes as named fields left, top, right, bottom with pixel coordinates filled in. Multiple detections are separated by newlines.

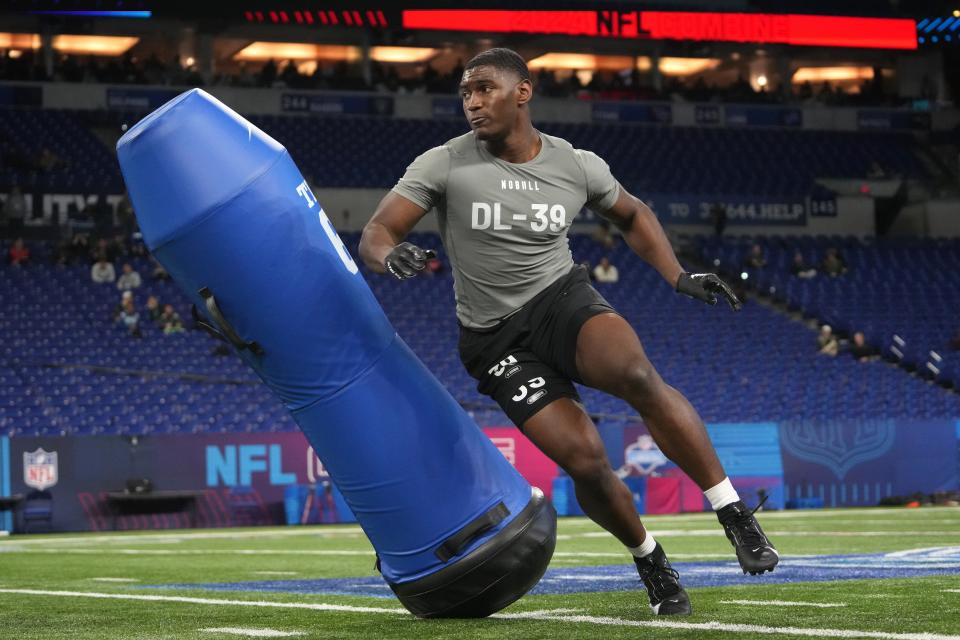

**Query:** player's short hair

left=464, top=48, right=530, bottom=82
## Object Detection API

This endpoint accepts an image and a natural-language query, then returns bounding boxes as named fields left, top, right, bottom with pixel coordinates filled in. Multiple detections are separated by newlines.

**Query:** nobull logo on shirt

left=500, top=179, right=541, bottom=192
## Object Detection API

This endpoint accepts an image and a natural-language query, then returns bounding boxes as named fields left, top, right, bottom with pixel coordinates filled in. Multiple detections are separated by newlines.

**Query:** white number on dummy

left=296, top=180, right=358, bottom=274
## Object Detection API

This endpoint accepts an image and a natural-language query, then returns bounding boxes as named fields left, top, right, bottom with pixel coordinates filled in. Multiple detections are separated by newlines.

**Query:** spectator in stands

left=820, top=247, right=847, bottom=277
left=849, top=332, right=877, bottom=362
left=150, top=255, right=170, bottom=280
left=591, top=219, right=615, bottom=248
left=2, top=186, right=28, bottom=238
left=817, top=324, right=839, bottom=356
left=117, top=297, right=141, bottom=337
left=710, top=203, right=727, bottom=237
left=35, top=147, right=63, bottom=173
left=145, top=295, right=163, bottom=323
left=593, top=256, right=620, bottom=283
left=116, top=262, right=142, bottom=291
left=7, top=237, right=29, bottom=266
left=159, top=304, right=185, bottom=334
left=949, top=329, right=960, bottom=351
left=91, top=253, right=116, bottom=284
left=92, top=238, right=117, bottom=263
left=113, top=290, right=134, bottom=322
left=866, top=161, right=887, bottom=179
left=744, top=244, right=767, bottom=269
left=425, top=254, right=444, bottom=276
left=790, top=251, right=817, bottom=279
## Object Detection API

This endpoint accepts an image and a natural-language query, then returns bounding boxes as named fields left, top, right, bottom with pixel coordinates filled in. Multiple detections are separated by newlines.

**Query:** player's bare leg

left=575, top=312, right=779, bottom=575
left=522, top=398, right=691, bottom=615
left=575, top=312, right=725, bottom=489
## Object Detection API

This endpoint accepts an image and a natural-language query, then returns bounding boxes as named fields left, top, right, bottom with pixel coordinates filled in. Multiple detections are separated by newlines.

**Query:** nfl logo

left=23, top=448, right=58, bottom=490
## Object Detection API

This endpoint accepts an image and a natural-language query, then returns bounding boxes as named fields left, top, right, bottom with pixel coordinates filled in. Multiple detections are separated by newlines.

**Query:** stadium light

left=793, top=66, right=873, bottom=83
left=0, top=33, right=41, bottom=50
left=235, top=43, right=361, bottom=62
left=526, top=53, right=638, bottom=71
left=370, top=47, right=436, bottom=63
left=234, top=43, right=436, bottom=64
left=52, top=35, right=139, bottom=56
left=658, top=57, right=721, bottom=75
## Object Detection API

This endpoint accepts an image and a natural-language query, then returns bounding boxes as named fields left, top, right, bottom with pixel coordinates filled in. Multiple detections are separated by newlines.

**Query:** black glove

left=384, top=242, right=436, bottom=280
left=676, top=271, right=742, bottom=311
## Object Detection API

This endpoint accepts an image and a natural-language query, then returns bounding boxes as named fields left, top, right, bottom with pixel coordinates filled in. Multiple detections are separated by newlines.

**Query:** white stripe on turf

left=0, top=589, right=405, bottom=614
left=943, top=590, right=960, bottom=593
left=493, top=608, right=584, bottom=619
left=200, top=628, right=305, bottom=637
left=719, top=599, right=846, bottom=608
left=0, top=528, right=364, bottom=546
left=89, top=578, right=139, bottom=583
left=570, top=530, right=960, bottom=538
left=252, top=572, right=299, bottom=576
left=1, top=589, right=958, bottom=639
left=5, top=549, right=375, bottom=556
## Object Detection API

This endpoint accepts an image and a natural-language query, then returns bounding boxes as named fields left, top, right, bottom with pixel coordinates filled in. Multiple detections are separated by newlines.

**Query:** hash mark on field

left=944, top=589, right=960, bottom=593
left=200, top=628, right=305, bottom=638
left=90, top=578, right=139, bottom=583
left=720, top=599, right=847, bottom=608
left=494, top=608, right=584, bottom=619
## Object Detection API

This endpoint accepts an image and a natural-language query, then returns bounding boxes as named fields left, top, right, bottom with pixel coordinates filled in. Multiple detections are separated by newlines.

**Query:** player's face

left=459, top=66, right=526, bottom=141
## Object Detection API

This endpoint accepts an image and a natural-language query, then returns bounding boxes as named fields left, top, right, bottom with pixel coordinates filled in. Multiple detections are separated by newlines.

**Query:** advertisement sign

left=779, top=420, right=958, bottom=507
left=106, top=88, right=179, bottom=110
left=592, top=101, right=672, bottom=124
left=645, top=193, right=808, bottom=226
left=857, top=110, right=931, bottom=131
left=280, top=93, right=394, bottom=116
left=725, top=106, right=802, bottom=127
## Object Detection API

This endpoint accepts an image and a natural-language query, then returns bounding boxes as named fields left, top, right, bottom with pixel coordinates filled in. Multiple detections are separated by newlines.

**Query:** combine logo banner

left=23, top=448, right=58, bottom=490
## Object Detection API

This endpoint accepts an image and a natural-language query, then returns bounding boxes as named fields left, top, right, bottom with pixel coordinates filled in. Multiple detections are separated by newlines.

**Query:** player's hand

left=384, top=242, right=436, bottom=280
left=676, top=272, right=742, bottom=311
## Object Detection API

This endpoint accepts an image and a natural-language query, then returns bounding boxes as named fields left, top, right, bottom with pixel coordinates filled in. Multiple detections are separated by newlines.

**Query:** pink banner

left=482, top=428, right=558, bottom=499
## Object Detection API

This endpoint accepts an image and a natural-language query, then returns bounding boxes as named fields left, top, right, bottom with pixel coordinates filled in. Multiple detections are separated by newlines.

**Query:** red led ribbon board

left=401, top=10, right=917, bottom=50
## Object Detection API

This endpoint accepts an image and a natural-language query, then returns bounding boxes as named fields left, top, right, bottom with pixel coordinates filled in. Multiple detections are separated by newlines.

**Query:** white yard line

left=0, top=527, right=363, bottom=546
left=0, top=589, right=405, bottom=614
left=199, top=628, right=305, bottom=637
left=719, top=599, right=847, bottom=608
left=569, top=530, right=960, bottom=538
left=252, top=572, right=299, bottom=576
left=4, top=548, right=374, bottom=556
left=1, top=588, right=958, bottom=640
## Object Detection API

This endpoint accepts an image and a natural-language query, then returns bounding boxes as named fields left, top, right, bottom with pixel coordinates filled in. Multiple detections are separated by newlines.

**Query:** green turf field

left=1, top=507, right=959, bottom=639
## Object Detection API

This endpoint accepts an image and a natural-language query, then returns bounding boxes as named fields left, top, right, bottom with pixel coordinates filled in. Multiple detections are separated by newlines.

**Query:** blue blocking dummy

left=116, top=89, right=555, bottom=617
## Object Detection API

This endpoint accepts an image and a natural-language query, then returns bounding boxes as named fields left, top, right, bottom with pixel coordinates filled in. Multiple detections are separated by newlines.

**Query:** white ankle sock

left=704, top=477, right=740, bottom=511
left=628, top=533, right=657, bottom=559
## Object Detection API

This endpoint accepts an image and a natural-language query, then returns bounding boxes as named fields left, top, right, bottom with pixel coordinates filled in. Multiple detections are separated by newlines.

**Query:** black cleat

left=717, top=499, right=779, bottom=575
left=634, top=542, right=692, bottom=616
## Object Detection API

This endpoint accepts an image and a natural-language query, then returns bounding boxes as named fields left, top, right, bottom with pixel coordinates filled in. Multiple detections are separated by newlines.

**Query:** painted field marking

left=2, top=588, right=959, bottom=640
left=719, top=599, right=846, bottom=608
left=90, top=578, right=139, bottom=583
left=252, top=572, right=299, bottom=576
left=571, top=530, right=960, bottom=539
left=494, top=608, right=584, bottom=619
left=200, top=628, right=305, bottom=637
left=0, top=527, right=364, bottom=547
left=943, top=589, right=960, bottom=593
left=0, top=589, right=405, bottom=614
left=8, top=549, right=374, bottom=556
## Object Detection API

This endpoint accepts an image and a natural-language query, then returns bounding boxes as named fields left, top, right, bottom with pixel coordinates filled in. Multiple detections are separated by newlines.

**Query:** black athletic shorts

left=458, top=265, right=619, bottom=428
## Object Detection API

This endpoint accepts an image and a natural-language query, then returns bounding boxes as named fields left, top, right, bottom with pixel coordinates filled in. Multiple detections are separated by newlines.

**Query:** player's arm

left=598, top=189, right=741, bottom=310
left=359, top=192, right=434, bottom=279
